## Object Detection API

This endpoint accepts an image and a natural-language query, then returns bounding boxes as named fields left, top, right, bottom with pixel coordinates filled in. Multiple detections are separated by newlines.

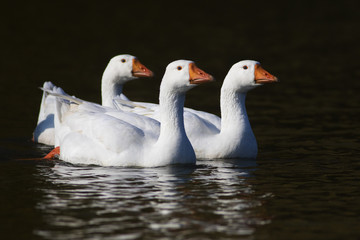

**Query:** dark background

left=1, top=1, right=360, bottom=239
left=1, top=0, right=359, bottom=140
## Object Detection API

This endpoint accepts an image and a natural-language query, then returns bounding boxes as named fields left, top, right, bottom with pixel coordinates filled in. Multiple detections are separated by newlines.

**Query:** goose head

left=225, top=60, right=278, bottom=93
left=103, top=54, right=153, bottom=84
left=161, top=60, right=214, bottom=94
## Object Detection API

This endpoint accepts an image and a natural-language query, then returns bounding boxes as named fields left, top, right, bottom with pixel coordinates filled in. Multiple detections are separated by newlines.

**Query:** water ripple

left=34, top=159, right=266, bottom=240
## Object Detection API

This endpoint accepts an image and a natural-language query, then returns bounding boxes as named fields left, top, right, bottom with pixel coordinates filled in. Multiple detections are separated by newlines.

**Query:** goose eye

left=177, top=66, right=182, bottom=71
left=243, top=65, right=248, bottom=70
left=121, top=59, right=126, bottom=63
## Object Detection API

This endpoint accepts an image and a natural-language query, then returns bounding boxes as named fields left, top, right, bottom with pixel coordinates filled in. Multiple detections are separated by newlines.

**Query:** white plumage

left=114, top=60, right=278, bottom=159
left=33, top=54, right=153, bottom=145
left=50, top=60, right=213, bottom=167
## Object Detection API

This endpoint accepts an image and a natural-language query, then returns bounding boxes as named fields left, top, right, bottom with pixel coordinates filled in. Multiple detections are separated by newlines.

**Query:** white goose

left=33, top=54, right=153, bottom=145
left=115, top=60, right=278, bottom=159
left=48, top=60, right=213, bottom=167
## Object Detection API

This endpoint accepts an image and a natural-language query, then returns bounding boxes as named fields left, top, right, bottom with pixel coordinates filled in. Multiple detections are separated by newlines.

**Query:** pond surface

left=1, top=1, right=360, bottom=239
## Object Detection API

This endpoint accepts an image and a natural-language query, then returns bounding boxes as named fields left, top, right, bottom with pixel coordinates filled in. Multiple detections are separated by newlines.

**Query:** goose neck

left=101, top=67, right=124, bottom=107
left=220, top=88, right=249, bottom=132
left=158, top=90, right=186, bottom=134
left=150, top=87, right=195, bottom=166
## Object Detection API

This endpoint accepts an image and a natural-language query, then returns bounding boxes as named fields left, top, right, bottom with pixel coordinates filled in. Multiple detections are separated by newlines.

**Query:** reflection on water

left=34, top=159, right=268, bottom=239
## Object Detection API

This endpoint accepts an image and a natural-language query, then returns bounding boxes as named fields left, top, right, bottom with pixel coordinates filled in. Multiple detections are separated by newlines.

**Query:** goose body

left=33, top=54, right=153, bottom=145
left=115, top=60, right=278, bottom=159
left=52, top=60, right=213, bottom=167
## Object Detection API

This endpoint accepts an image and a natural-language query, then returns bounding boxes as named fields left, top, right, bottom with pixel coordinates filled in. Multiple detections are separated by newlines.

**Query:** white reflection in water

left=35, top=159, right=269, bottom=240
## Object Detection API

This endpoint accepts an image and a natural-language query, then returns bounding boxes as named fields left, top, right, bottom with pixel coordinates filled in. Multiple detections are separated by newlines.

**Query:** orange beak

left=132, top=58, right=154, bottom=78
left=188, top=63, right=214, bottom=84
left=254, top=64, right=278, bottom=84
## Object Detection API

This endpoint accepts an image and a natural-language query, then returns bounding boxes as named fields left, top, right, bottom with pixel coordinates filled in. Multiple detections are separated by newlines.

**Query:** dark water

left=1, top=1, right=360, bottom=239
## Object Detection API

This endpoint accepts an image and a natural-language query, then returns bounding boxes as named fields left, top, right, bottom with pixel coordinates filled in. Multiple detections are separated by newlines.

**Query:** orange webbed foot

left=43, top=146, right=60, bottom=160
